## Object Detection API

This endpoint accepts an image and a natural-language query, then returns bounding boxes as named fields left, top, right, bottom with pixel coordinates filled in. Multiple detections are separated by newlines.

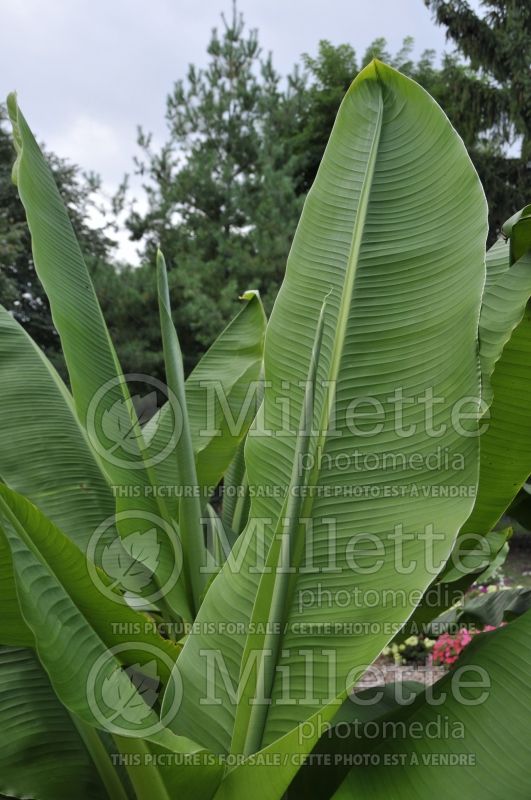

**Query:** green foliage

left=296, top=611, right=531, bottom=800
left=126, top=8, right=530, bottom=374
left=426, top=0, right=530, bottom=238
left=426, top=0, right=530, bottom=153
left=168, top=58, right=488, bottom=761
left=3, top=6, right=529, bottom=374
left=2, top=26, right=531, bottom=800
left=0, top=105, right=113, bottom=375
left=296, top=31, right=528, bottom=244
left=126, top=6, right=304, bottom=369
left=0, top=53, right=531, bottom=800
left=90, top=259, right=166, bottom=379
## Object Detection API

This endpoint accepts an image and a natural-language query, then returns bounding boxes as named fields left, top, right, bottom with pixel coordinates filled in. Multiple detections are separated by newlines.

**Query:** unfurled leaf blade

left=166, top=60, right=487, bottom=758
left=0, top=646, right=118, bottom=800
left=464, top=304, right=531, bottom=536
left=0, top=483, right=181, bottom=684
left=0, top=306, right=115, bottom=645
left=333, top=611, right=531, bottom=800
left=7, top=93, right=188, bottom=621
left=479, top=251, right=531, bottom=407
left=0, top=488, right=206, bottom=755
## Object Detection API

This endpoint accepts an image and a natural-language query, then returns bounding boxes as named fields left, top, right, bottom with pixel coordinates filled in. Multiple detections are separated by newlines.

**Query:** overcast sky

left=0, top=0, right=468, bottom=261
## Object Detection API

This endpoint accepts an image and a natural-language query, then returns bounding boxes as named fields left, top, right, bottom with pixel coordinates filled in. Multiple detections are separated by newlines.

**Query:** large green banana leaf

left=465, top=213, right=531, bottom=534
left=0, top=646, right=117, bottom=800
left=164, top=60, right=487, bottom=757
left=478, top=251, right=531, bottom=402
left=0, top=306, right=115, bottom=644
left=156, top=250, right=205, bottom=613
left=6, top=93, right=266, bottom=621
left=0, top=646, right=224, bottom=800
left=0, top=484, right=181, bottom=681
left=0, top=480, right=211, bottom=756
left=0, top=295, right=265, bottom=638
left=6, top=94, right=148, bottom=489
left=401, top=237, right=531, bottom=632
left=189, top=290, right=265, bottom=498
left=332, top=610, right=531, bottom=799
left=7, top=92, right=191, bottom=618
left=463, top=280, right=531, bottom=536
left=0, top=307, right=113, bottom=543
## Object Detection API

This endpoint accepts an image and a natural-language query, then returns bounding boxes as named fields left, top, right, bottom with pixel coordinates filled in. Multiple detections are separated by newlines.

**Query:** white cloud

left=49, top=114, right=123, bottom=175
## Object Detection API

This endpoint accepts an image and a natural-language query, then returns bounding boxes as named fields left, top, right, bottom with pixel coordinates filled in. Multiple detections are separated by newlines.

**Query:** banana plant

left=1, top=59, right=531, bottom=800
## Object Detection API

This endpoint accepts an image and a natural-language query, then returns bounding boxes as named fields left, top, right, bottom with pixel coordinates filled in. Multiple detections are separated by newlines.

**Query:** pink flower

left=432, top=623, right=504, bottom=666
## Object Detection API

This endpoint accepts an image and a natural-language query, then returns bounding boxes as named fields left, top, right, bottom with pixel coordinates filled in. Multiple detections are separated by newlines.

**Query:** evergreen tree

left=425, top=0, right=530, bottom=237
left=126, top=6, right=529, bottom=369
left=92, top=257, right=165, bottom=380
left=295, top=33, right=527, bottom=242
left=126, top=4, right=305, bottom=369
left=7, top=5, right=522, bottom=378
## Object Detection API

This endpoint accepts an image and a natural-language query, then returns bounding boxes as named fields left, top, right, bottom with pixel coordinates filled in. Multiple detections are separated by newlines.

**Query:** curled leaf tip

left=156, top=249, right=168, bottom=278
left=6, top=93, right=22, bottom=186
left=239, top=289, right=260, bottom=302
left=6, top=91, right=17, bottom=112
